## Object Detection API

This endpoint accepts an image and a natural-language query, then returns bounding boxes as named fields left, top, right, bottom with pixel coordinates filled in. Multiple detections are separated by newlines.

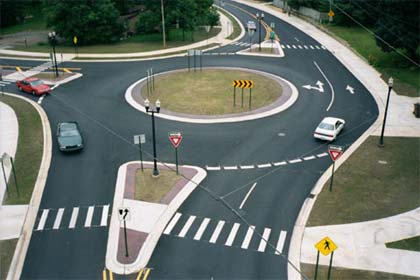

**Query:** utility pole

left=161, top=0, right=166, bottom=48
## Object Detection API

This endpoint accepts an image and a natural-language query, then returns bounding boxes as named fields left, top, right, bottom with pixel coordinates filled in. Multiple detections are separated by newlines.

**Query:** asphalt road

left=1, top=1, right=378, bottom=279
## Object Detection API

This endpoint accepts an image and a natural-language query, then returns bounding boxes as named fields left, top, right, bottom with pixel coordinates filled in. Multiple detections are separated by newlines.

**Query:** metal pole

left=152, top=68, right=155, bottom=91
left=175, top=147, right=179, bottom=175
left=327, top=251, right=334, bottom=280
left=61, top=53, right=64, bottom=74
left=379, top=85, right=392, bottom=146
left=233, top=87, right=236, bottom=107
left=1, top=160, right=9, bottom=194
left=147, top=70, right=150, bottom=97
left=139, top=142, right=144, bottom=171
left=329, top=161, right=335, bottom=192
left=188, top=53, right=190, bottom=72
left=258, top=17, right=262, bottom=51
left=194, top=52, right=196, bottom=72
left=52, top=43, right=58, bottom=77
left=249, top=88, right=252, bottom=109
left=10, top=157, right=19, bottom=197
left=314, top=250, right=320, bottom=280
left=151, top=112, right=159, bottom=176
left=241, top=88, right=244, bottom=108
left=161, top=0, right=166, bottom=48
left=200, top=53, right=202, bottom=72
left=123, top=220, right=129, bottom=257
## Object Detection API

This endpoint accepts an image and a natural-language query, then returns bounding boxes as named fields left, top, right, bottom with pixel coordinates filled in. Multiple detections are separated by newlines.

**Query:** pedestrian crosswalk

left=163, top=212, right=288, bottom=255
left=280, top=44, right=327, bottom=50
left=31, top=61, right=53, bottom=72
left=229, top=41, right=252, bottom=47
left=0, top=80, right=11, bottom=87
left=34, top=205, right=110, bottom=231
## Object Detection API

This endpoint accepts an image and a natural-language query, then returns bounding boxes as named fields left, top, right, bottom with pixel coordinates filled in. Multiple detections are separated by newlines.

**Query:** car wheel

left=18, top=86, right=22, bottom=92
left=31, top=90, right=36, bottom=96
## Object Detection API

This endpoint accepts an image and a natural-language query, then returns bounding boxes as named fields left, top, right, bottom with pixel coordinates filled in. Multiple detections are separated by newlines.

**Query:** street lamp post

left=378, top=77, right=393, bottom=147
left=144, top=98, right=161, bottom=176
left=256, top=12, right=264, bottom=51
left=48, top=31, right=59, bottom=77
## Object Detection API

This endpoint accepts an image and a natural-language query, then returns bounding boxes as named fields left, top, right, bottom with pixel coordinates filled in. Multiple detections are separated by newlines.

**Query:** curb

left=106, top=161, right=207, bottom=275
left=125, top=67, right=298, bottom=124
left=3, top=93, right=52, bottom=280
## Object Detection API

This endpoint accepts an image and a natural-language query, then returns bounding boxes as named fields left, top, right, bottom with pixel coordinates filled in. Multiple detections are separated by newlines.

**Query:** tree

left=44, top=0, right=124, bottom=45
left=0, top=0, right=26, bottom=28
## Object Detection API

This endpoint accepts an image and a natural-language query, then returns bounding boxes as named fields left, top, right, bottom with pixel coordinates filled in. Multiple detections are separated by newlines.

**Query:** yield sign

left=169, top=132, right=183, bottom=148
left=328, top=145, right=343, bottom=161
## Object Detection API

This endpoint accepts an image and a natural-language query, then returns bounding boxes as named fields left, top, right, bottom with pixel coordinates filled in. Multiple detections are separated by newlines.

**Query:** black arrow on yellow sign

left=232, top=80, right=254, bottom=88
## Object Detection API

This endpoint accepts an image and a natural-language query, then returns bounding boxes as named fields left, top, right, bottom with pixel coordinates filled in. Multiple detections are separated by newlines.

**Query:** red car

left=16, top=77, right=51, bottom=96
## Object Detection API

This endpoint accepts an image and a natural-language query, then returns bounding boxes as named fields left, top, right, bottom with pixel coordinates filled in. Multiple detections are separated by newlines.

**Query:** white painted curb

left=4, top=93, right=52, bottom=280
left=106, top=161, right=207, bottom=275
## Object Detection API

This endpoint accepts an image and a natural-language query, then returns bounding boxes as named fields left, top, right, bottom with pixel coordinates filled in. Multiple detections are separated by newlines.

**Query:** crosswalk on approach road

left=163, top=212, right=288, bottom=256
left=34, top=205, right=110, bottom=231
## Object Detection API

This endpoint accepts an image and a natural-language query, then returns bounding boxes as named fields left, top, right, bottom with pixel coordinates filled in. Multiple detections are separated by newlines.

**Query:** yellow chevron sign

left=232, top=80, right=254, bottom=88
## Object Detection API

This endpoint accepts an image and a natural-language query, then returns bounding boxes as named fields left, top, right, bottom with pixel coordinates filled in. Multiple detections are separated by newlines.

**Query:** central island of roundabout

left=106, top=68, right=299, bottom=276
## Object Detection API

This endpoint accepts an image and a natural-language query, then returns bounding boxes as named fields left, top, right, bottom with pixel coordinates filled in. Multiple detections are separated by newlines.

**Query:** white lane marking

left=314, top=61, right=335, bottom=111
left=273, top=161, right=287, bottom=166
left=275, top=231, right=287, bottom=254
left=240, top=165, right=255, bottom=170
left=164, top=212, right=182, bottom=235
left=281, top=44, right=285, bottom=49
left=292, top=45, right=297, bottom=49
left=317, top=152, right=328, bottom=158
left=241, top=226, right=255, bottom=249
left=310, top=45, right=314, bottom=49
left=303, top=155, right=316, bottom=161
left=298, top=45, right=303, bottom=49
left=193, top=218, right=211, bottom=240
left=321, top=45, right=327, bottom=49
left=36, top=209, right=49, bottom=231
left=53, top=208, right=64, bottom=230
left=286, top=45, right=291, bottom=49
left=315, top=45, right=320, bottom=49
left=294, top=37, right=300, bottom=42
left=101, top=205, right=109, bottom=226
left=206, top=166, right=221, bottom=171
left=304, top=45, right=308, bottom=49
left=288, top=159, right=302, bottom=164
left=178, top=215, right=196, bottom=238
left=37, top=95, right=45, bottom=105
left=69, top=207, right=79, bottom=229
left=209, top=220, right=225, bottom=243
left=84, top=206, right=94, bottom=227
left=257, top=228, right=272, bottom=252
left=239, top=182, right=257, bottom=210
left=225, top=223, right=241, bottom=246
left=257, top=163, right=272, bottom=168
left=224, top=166, right=238, bottom=170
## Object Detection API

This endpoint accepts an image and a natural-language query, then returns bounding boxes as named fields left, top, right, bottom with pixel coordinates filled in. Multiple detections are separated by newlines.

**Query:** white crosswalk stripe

left=101, top=205, right=109, bottom=226
left=257, top=228, right=271, bottom=252
left=84, top=206, right=94, bottom=227
left=36, top=209, right=49, bottom=231
left=310, top=45, right=315, bottom=49
left=164, top=212, right=182, bottom=235
left=225, top=223, right=240, bottom=246
left=53, top=208, right=64, bottom=230
left=178, top=215, right=196, bottom=237
left=193, top=218, right=211, bottom=240
left=241, top=226, right=255, bottom=249
left=209, top=220, right=225, bottom=243
left=275, top=230, right=287, bottom=255
left=304, top=45, right=308, bottom=49
left=69, top=207, right=79, bottom=229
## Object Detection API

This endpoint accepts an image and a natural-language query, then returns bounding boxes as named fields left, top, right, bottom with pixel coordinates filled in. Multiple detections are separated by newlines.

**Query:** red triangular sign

left=328, top=149, right=342, bottom=161
left=169, top=132, right=183, bottom=148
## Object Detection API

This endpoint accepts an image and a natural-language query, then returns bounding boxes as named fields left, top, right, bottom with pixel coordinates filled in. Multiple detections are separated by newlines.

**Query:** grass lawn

left=0, top=9, right=46, bottom=35
left=0, top=239, right=18, bottom=280
left=142, top=69, right=282, bottom=115
left=322, top=25, right=419, bottom=97
left=216, top=7, right=242, bottom=40
left=301, top=263, right=418, bottom=280
left=12, top=27, right=221, bottom=54
left=307, top=136, right=420, bottom=226
left=134, top=169, right=180, bottom=203
left=0, top=95, right=43, bottom=205
left=386, top=236, right=420, bottom=252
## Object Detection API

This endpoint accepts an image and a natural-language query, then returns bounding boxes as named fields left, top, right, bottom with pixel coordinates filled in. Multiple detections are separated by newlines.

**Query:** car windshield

left=318, top=122, right=334, bottom=130
left=59, top=123, right=80, bottom=137
left=30, top=80, right=43, bottom=86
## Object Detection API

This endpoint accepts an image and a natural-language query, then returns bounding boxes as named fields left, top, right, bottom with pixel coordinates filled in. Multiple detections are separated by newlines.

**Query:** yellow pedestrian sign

left=328, top=10, right=335, bottom=18
left=315, top=236, right=337, bottom=256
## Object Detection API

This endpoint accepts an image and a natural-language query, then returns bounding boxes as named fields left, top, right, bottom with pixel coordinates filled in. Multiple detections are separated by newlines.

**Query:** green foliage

left=136, top=10, right=160, bottom=34
left=44, top=0, right=125, bottom=45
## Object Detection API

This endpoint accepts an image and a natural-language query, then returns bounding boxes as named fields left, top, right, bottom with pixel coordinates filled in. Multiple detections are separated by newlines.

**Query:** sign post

left=118, top=207, right=131, bottom=257
left=168, top=132, right=183, bottom=175
left=232, top=80, right=254, bottom=109
left=73, top=36, right=78, bottom=57
left=134, top=134, right=146, bottom=171
left=0, top=154, right=9, bottom=194
left=328, top=145, right=343, bottom=192
left=314, top=236, right=338, bottom=280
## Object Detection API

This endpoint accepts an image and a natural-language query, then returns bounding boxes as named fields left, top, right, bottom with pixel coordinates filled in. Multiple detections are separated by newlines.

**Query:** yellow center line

left=16, top=66, right=22, bottom=72
left=63, top=68, right=72, bottom=73
left=136, top=268, right=144, bottom=280
left=108, top=269, right=113, bottom=280
left=143, top=268, right=151, bottom=280
left=102, top=269, right=107, bottom=280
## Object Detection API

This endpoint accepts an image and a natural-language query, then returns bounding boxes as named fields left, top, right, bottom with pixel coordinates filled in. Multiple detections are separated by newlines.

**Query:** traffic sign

left=232, top=80, right=254, bottom=88
left=1, top=152, right=11, bottom=167
left=134, top=134, right=146, bottom=145
left=270, top=31, right=275, bottom=40
left=315, top=236, right=337, bottom=256
left=328, top=145, right=343, bottom=161
left=328, top=10, right=335, bottom=18
left=118, top=207, right=130, bottom=221
left=73, top=36, right=78, bottom=45
left=169, top=132, right=183, bottom=148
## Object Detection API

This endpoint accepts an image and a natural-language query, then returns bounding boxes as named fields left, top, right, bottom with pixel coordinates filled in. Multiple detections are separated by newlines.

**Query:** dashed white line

left=315, top=45, right=321, bottom=49
left=286, top=45, right=291, bottom=49
left=289, top=159, right=302, bottom=164
left=310, top=45, right=314, bottom=49
left=257, top=163, right=272, bottom=168
left=240, top=165, right=255, bottom=170
left=193, top=218, right=211, bottom=240
left=292, top=45, right=297, bottom=49
left=36, top=209, right=49, bottom=231
left=298, top=45, right=303, bottom=49
left=303, top=155, right=316, bottom=161
left=84, top=206, right=94, bottom=227
left=314, top=61, right=335, bottom=111
left=178, top=215, right=196, bottom=238
left=304, top=45, right=309, bottom=49
left=257, top=228, right=272, bottom=252
left=101, top=205, right=109, bottom=226
left=224, top=166, right=238, bottom=170
left=225, top=223, right=241, bottom=246
left=164, top=212, right=182, bottom=235
left=206, top=166, right=221, bottom=171
left=275, top=231, right=287, bottom=254
left=241, top=226, right=255, bottom=249
left=37, top=95, right=45, bottom=105
left=317, top=152, right=328, bottom=158
left=273, top=161, right=287, bottom=166
left=321, top=45, right=327, bottom=49
left=69, top=207, right=79, bottom=229
left=239, top=183, right=257, bottom=210
left=53, top=208, right=64, bottom=230
left=209, top=220, right=225, bottom=243
left=281, top=44, right=285, bottom=49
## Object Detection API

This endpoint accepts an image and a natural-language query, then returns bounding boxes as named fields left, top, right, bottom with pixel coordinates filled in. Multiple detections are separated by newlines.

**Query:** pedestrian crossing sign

left=315, top=236, right=337, bottom=256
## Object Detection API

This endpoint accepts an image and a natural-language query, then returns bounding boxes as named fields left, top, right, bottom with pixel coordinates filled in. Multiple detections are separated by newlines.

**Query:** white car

left=314, top=117, right=345, bottom=141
